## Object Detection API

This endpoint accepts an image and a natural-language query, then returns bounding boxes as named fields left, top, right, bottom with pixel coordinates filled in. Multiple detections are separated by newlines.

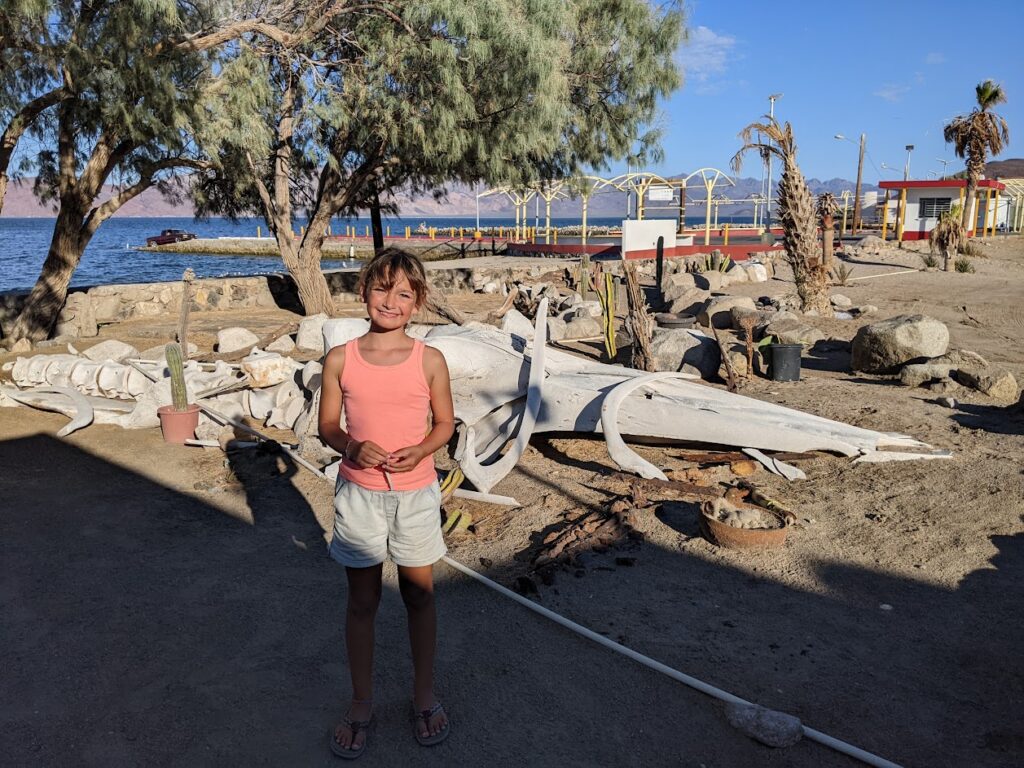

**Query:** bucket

left=766, top=344, right=802, bottom=382
left=157, top=404, right=201, bottom=444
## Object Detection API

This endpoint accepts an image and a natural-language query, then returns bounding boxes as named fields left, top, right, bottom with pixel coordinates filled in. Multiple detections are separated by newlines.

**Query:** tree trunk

left=370, top=194, right=384, bottom=254
left=944, top=246, right=952, bottom=272
left=11, top=204, right=90, bottom=340
left=795, top=265, right=833, bottom=314
left=822, top=214, right=835, bottom=267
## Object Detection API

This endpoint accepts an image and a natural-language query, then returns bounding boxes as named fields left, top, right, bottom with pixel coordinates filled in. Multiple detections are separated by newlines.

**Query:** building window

left=920, top=197, right=952, bottom=218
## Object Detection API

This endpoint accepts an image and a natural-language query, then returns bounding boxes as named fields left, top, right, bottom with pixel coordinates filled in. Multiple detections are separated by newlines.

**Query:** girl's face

left=365, top=270, right=418, bottom=330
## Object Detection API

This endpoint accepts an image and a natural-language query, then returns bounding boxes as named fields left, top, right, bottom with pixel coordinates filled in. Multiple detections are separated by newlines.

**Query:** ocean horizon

left=0, top=214, right=757, bottom=293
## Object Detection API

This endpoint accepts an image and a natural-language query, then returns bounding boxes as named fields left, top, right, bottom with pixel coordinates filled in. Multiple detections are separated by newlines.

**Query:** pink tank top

left=338, top=338, right=436, bottom=491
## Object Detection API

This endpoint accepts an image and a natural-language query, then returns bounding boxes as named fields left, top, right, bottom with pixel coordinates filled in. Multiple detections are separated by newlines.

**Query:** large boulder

left=217, top=327, right=260, bottom=355
left=697, top=295, right=757, bottom=329
left=501, top=308, right=536, bottom=340
left=662, top=272, right=697, bottom=299
left=742, top=262, right=770, bottom=283
left=296, top=313, right=330, bottom=352
left=562, top=315, right=603, bottom=340
left=650, top=328, right=720, bottom=378
left=668, top=288, right=710, bottom=316
left=898, top=349, right=990, bottom=388
left=693, top=271, right=726, bottom=292
left=955, top=367, right=1019, bottom=403
left=851, top=315, right=949, bottom=374
left=763, top=317, right=824, bottom=347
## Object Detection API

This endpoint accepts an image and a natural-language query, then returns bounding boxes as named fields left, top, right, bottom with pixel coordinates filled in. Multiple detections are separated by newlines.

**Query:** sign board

left=647, top=185, right=674, bottom=202
left=621, top=219, right=676, bottom=257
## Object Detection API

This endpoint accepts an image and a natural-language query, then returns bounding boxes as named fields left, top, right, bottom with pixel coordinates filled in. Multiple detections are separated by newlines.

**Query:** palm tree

left=943, top=80, right=1010, bottom=232
left=930, top=204, right=966, bottom=272
left=732, top=116, right=832, bottom=315
left=816, top=192, right=839, bottom=268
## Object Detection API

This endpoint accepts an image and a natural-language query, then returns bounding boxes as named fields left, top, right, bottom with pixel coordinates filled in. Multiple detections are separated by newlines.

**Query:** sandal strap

left=415, top=701, right=445, bottom=721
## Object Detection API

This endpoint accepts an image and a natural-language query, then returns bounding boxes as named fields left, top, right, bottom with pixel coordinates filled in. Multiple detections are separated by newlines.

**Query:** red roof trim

left=877, top=179, right=1006, bottom=191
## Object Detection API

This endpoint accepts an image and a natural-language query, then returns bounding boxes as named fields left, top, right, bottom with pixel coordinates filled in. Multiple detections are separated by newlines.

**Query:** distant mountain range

left=3, top=161, right=1019, bottom=219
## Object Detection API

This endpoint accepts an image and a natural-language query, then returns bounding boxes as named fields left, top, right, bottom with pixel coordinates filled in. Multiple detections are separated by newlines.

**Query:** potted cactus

left=156, top=342, right=200, bottom=443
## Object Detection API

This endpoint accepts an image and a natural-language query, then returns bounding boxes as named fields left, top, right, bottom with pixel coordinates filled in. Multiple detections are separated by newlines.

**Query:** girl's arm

left=318, top=345, right=389, bottom=468
left=386, top=346, right=455, bottom=472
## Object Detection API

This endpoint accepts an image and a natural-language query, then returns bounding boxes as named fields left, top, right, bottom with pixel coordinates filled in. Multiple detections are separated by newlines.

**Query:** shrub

left=920, top=252, right=939, bottom=269
left=959, top=241, right=983, bottom=258
left=830, top=262, right=854, bottom=286
left=954, top=257, right=975, bottom=273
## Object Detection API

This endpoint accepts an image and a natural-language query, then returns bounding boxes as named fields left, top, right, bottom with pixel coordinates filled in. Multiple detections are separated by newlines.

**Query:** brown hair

left=356, top=247, right=429, bottom=306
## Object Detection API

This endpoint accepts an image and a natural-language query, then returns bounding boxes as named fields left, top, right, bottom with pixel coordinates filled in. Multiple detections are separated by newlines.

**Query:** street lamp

left=765, top=93, right=782, bottom=227
left=835, top=133, right=866, bottom=235
left=936, top=158, right=950, bottom=179
left=904, top=144, right=915, bottom=181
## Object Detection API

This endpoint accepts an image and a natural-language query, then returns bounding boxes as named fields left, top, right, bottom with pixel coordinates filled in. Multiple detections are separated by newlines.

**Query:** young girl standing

left=318, top=249, right=455, bottom=758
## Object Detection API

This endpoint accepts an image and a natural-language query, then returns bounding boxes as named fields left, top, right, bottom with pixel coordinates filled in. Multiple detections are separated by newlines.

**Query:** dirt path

left=2, top=238, right=1022, bottom=767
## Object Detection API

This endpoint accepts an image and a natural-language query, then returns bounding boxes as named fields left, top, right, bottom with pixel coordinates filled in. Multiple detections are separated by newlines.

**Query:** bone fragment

left=4, top=386, right=95, bottom=437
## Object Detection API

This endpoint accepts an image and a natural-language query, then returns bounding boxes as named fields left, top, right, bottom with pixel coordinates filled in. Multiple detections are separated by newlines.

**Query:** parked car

left=146, top=229, right=197, bottom=246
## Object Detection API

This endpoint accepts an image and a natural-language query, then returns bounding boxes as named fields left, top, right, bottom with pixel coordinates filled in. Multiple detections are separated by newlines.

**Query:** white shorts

left=329, top=478, right=447, bottom=568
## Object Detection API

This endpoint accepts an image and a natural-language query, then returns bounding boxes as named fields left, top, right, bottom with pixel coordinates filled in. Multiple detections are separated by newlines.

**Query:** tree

left=193, top=0, right=683, bottom=316
left=930, top=204, right=966, bottom=272
left=732, top=117, right=832, bottom=315
left=5, top=1, right=311, bottom=341
left=816, top=192, right=838, bottom=268
left=944, top=80, right=1010, bottom=233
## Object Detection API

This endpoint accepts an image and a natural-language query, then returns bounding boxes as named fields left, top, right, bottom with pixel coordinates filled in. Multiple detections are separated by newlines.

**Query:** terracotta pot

left=157, top=404, right=201, bottom=444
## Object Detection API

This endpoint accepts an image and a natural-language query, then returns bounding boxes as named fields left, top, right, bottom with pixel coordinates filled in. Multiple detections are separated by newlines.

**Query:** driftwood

left=607, top=472, right=723, bottom=500
left=533, top=495, right=646, bottom=570
left=622, top=261, right=655, bottom=372
left=200, top=323, right=299, bottom=363
left=424, top=293, right=466, bottom=325
left=712, top=325, right=739, bottom=392
left=676, top=450, right=820, bottom=465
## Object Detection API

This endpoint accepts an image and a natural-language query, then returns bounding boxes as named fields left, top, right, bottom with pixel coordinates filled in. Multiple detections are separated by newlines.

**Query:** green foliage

left=919, top=252, right=939, bottom=269
left=954, top=257, right=975, bottom=273
left=830, top=262, right=854, bottom=285
left=165, top=342, right=189, bottom=410
left=959, top=240, right=983, bottom=257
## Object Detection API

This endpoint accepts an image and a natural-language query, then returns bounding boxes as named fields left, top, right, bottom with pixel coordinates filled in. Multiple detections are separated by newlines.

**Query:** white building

left=877, top=179, right=1011, bottom=241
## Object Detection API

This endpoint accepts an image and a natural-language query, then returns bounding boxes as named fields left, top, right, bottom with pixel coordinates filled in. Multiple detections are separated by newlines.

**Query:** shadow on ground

left=1, top=431, right=1021, bottom=767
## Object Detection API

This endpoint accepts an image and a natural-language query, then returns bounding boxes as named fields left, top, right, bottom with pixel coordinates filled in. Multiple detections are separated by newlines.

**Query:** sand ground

left=1, top=237, right=1022, bottom=767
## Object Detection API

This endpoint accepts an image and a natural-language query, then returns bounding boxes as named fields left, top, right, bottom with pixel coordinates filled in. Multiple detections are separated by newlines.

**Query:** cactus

left=165, top=342, right=190, bottom=411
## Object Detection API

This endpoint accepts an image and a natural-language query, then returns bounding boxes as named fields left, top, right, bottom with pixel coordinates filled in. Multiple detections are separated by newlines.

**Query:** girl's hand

left=348, top=440, right=389, bottom=469
left=385, top=445, right=427, bottom=472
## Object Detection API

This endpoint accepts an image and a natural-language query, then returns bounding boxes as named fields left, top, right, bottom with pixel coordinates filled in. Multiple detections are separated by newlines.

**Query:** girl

left=318, top=249, right=455, bottom=758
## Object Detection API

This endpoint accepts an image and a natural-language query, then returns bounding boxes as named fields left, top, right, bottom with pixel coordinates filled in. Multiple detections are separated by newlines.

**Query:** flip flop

left=330, top=707, right=374, bottom=759
left=412, top=701, right=450, bottom=747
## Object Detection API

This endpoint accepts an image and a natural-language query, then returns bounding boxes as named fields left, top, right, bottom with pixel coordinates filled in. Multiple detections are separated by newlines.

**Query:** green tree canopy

left=193, top=0, right=684, bottom=315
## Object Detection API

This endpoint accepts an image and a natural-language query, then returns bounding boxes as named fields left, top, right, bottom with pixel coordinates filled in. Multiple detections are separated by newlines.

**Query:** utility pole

left=903, top=144, right=915, bottom=181
left=853, top=133, right=865, bottom=235
left=766, top=93, right=782, bottom=228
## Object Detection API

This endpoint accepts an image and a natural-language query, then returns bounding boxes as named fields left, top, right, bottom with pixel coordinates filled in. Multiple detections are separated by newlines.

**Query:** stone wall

left=0, top=262, right=559, bottom=339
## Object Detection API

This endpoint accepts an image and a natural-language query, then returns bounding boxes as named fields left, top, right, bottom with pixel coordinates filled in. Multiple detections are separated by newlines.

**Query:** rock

left=724, top=265, right=748, bottom=283
left=743, top=263, right=769, bottom=283
left=851, top=315, right=949, bottom=374
left=854, top=304, right=878, bottom=316
left=928, top=379, right=961, bottom=395
left=562, top=315, right=603, bottom=340
left=724, top=702, right=803, bottom=748
left=763, top=317, right=824, bottom=347
left=296, top=312, right=330, bottom=352
left=650, top=328, right=720, bottom=378
left=217, top=327, right=260, bottom=355
left=830, top=293, right=853, bottom=309
left=697, top=295, right=757, bottom=329
left=82, top=339, right=140, bottom=363
left=899, top=362, right=955, bottom=388
left=937, top=396, right=957, bottom=408
left=480, top=281, right=499, bottom=294
left=668, top=288, right=710, bottom=316
left=662, top=272, right=697, bottom=297
left=241, top=350, right=301, bottom=388
left=955, top=367, right=1019, bottom=403
left=501, top=308, right=536, bottom=340
left=730, top=307, right=774, bottom=335
left=11, top=338, right=32, bottom=354
left=267, top=334, right=296, bottom=353
left=718, top=341, right=751, bottom=381
left=322, top=318, right=371, bottom=351
left=574, top=300, right=603, bottom=319
left=546, top=316, right=567, bottom=342
left=937, top=348, right=989, bottom=370
left=693, top=271, right=726, bottom=292
left=856, top=234, right=886, bottom=253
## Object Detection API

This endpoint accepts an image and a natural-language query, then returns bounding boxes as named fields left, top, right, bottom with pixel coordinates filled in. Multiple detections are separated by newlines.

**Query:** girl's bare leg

left=335, top=564, right=382, bottom=750
left=398, top=563, right=449, bottom=737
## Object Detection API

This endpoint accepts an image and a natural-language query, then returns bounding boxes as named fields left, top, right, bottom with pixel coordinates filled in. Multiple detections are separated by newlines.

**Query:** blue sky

left=611, top=0, right=1024, bottom=183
